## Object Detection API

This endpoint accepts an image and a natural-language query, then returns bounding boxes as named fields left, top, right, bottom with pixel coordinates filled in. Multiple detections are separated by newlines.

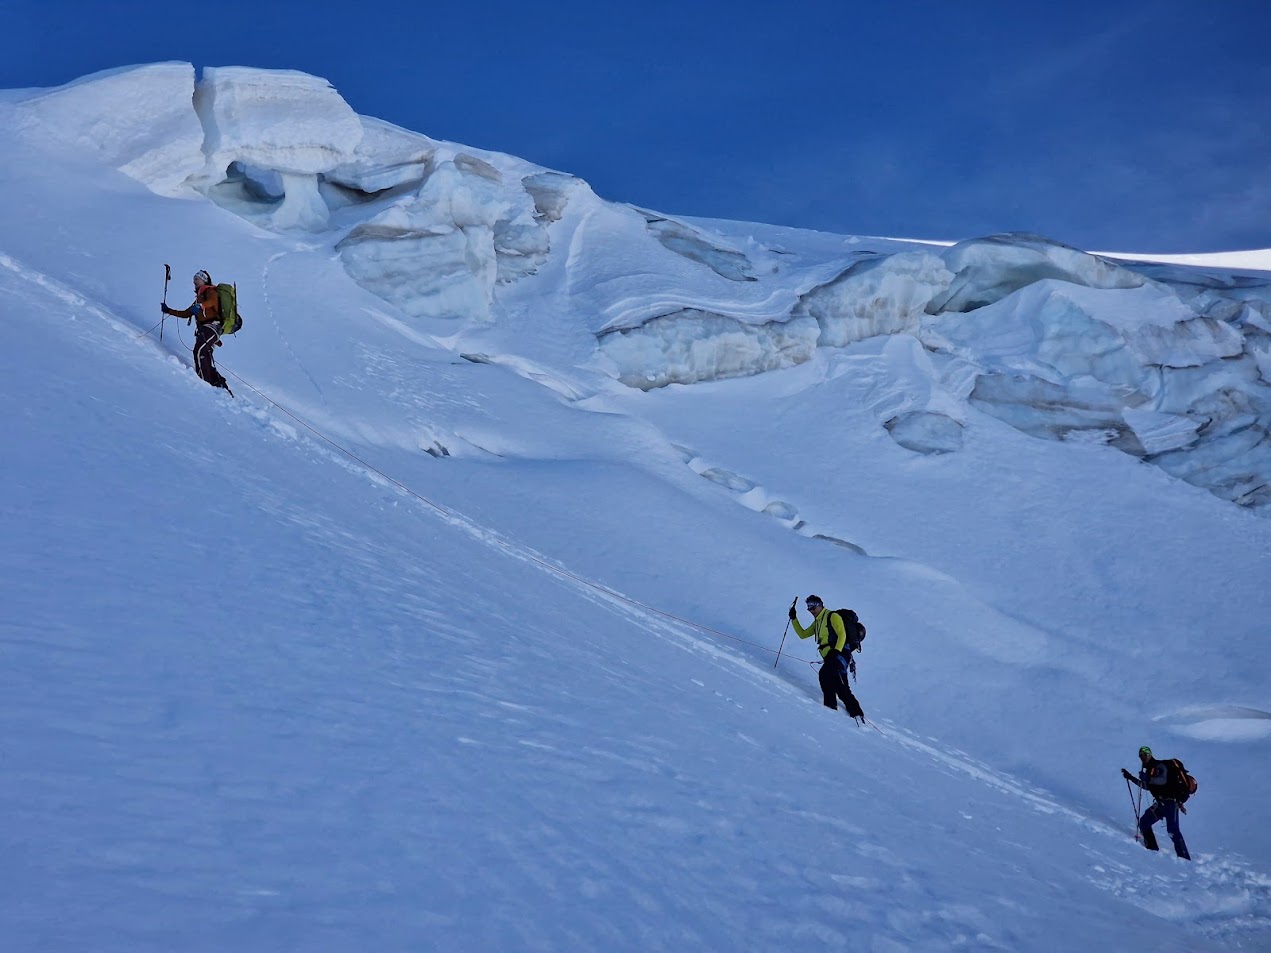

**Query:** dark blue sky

left=8, top=0, right=1270, bottom=251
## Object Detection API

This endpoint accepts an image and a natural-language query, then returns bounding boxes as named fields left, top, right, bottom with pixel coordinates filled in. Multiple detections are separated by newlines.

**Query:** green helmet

left=1138, top=745, right=1152, bottom=757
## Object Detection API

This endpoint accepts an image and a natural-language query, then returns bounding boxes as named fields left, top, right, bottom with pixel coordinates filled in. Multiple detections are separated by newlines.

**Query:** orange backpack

left=1165, top=759, right=1198, bottom=802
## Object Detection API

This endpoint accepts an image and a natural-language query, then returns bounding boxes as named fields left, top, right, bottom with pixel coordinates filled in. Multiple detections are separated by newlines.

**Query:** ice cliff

left=15, top=63, right=1271, bottom=514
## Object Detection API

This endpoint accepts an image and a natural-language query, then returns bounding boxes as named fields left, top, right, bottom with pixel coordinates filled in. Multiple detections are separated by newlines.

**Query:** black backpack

left=1164, top=759, right=1198, bottom=803
left=830, top=609, right=867, bottom=653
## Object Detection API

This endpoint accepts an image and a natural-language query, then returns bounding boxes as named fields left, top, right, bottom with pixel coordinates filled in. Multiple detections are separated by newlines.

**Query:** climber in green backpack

left=161, top=269, right=240, bottom=394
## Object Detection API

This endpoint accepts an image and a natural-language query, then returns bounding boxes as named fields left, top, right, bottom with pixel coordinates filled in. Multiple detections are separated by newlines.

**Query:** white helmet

left=193, top=270, right=211, bottom=285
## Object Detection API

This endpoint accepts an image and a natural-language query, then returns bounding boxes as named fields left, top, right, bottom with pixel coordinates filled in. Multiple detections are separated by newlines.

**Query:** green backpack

left=215, top=283, right=242, bottom=336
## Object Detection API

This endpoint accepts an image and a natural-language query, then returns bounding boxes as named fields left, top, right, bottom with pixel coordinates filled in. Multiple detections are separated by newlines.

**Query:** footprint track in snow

left=261, top=250, right=327, bottom=403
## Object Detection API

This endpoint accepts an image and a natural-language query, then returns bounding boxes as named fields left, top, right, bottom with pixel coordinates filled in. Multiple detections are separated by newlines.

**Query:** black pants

left=1140, top=799, right=1190, bottom=859
left=819, top=651, right=864, bottom=718
left=193, top=323, right=228, bottom=390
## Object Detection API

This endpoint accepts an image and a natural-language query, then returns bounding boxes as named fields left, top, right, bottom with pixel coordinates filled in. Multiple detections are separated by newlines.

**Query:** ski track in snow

left=4, top=246, right=1270, bottom=945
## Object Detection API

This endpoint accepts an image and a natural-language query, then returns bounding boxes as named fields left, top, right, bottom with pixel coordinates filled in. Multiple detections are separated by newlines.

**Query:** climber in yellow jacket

left=790, top=594, right=865, bottom=722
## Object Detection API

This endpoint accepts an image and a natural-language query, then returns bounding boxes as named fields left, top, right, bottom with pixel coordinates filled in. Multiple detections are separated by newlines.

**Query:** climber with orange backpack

left=1121, top=745, right=1195, bottom=859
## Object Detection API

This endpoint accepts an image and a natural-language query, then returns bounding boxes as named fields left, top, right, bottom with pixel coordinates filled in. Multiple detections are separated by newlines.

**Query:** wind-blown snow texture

left=2, top=63, right=1270, bottom=952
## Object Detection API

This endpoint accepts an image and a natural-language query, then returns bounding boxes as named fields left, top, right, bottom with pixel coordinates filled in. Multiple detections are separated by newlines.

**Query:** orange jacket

left=169, top=284, right=221, bottom=325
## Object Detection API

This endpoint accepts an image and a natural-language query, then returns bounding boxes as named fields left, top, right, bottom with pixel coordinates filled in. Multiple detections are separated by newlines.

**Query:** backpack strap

left=822, top=612, right=836, bottom=652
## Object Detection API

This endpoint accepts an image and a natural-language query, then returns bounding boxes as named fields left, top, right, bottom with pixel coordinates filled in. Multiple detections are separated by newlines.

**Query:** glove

left=161, top=303, right=172, bottom=315
left=1121, top=768, right=1133, bottom=781
left=788, top=605, right=798, bottom=621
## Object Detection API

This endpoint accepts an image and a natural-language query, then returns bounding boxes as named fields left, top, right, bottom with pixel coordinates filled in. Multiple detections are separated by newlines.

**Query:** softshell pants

left=193, top=322, right=229, bottom=391
left=819, top=651, right=864, bottom=719
left=1140, top=799, right=1190, bottom=859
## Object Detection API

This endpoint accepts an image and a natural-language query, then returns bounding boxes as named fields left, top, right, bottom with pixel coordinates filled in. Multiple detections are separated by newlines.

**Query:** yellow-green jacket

left=793, top=609, right=847, bottom=658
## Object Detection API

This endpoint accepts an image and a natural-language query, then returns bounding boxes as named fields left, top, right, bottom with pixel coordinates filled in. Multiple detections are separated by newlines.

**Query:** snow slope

left=2, top=64, right=1270, bottom=952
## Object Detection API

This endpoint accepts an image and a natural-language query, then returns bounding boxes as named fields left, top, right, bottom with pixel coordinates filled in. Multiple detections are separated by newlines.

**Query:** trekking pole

left=774, top=597, right=797, bottom=669
left=1125, top=777, right=1142, bottom=842
left=160, top=263, right=171, bottom=341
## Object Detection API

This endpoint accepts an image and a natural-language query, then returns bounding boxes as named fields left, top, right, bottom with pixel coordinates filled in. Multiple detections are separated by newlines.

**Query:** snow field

left=1, top=63, right=1270, bottom=951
